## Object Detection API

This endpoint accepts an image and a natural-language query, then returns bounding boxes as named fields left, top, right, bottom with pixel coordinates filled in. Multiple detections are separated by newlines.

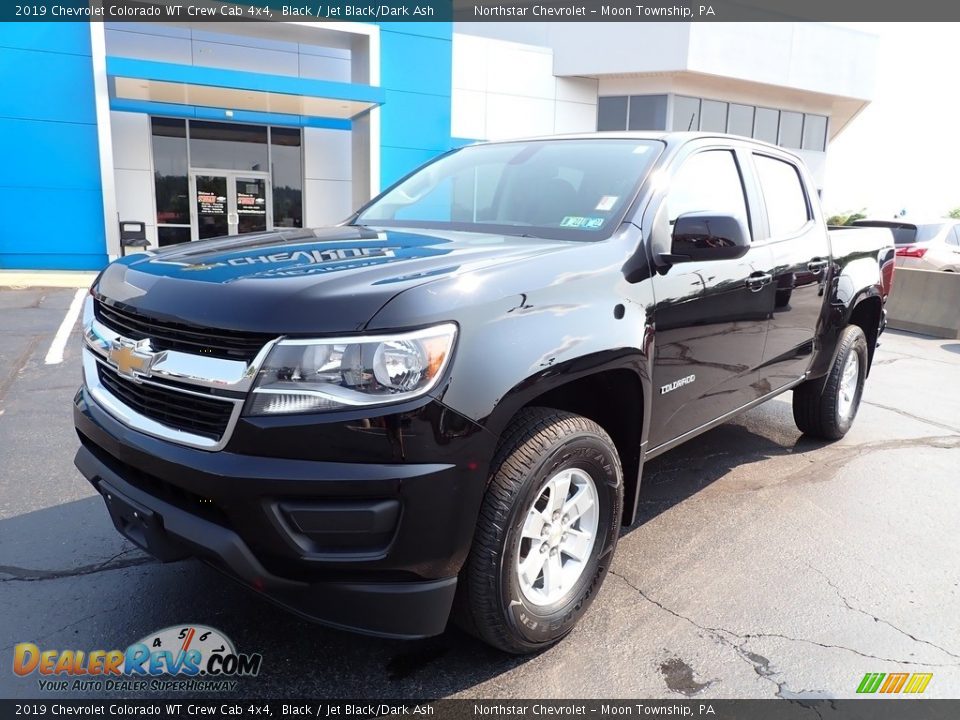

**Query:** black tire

left=456, top=408, right=623, bottom=654
left=793, top=325, right=868, bottom=440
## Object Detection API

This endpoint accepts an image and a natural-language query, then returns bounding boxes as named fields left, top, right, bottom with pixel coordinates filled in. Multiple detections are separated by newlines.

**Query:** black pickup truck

left=74, top=133, right=895, bottom=653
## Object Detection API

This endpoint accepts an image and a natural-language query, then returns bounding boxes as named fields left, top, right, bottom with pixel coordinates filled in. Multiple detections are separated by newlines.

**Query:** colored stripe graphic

left=857, top=673, right=885, bottom=693
left=903, top=673, right=933, bottom=694
left=857, top=672, right=932, bottom=694
left=880, top=673, right=909, bottom=693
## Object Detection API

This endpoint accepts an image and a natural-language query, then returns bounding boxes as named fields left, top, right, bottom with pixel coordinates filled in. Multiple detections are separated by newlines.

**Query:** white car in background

left=852, top=219, right=960, bottom=271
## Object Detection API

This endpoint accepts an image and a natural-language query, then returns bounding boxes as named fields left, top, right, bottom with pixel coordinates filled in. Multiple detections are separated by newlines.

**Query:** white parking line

left=44, top=289, right=87, bottom=366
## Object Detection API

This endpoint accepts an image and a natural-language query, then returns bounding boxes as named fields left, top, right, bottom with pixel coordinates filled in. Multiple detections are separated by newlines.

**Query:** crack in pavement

left=1, top=603, right=124, bottom=654
left=609, top=570, right=794, bottom=698
left=862, top=401, right=960, bottom=435
left=0, top=334, right=42, bottom=408
left=608, top=568, right=960, bottom=701
left=770, top=435, right=960, bottom=489
left=808, top=564, right=960, bottom=662
left=634, top=435, right=960, bottom=506
left=872, top=348, right=960, bottom=369
left=0, top=548, right=154, bottom=583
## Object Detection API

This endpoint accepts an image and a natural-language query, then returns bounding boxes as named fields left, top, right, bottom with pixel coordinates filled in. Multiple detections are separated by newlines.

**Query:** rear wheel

left=793, top=325, right=868, bottom=440
left=456, top=408, right=623, bottom=654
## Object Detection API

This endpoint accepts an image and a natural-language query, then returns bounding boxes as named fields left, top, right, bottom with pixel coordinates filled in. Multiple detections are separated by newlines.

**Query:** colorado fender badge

left=660, top=374, right=696, bottom=395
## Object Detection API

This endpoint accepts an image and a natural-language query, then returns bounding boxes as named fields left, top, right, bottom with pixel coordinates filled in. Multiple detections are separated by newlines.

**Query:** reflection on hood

left=138, top=230, right=454, bottom=284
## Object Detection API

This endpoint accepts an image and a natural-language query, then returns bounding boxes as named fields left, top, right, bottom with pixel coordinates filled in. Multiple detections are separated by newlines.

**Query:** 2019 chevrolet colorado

left=74, top=133, right=895, bottom=653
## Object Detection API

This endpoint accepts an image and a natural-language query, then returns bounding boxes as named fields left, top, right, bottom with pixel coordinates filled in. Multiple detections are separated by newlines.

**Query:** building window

left=673, top=96, right=701, bottom=132
left=727, top=104, right=755, bottom=138
left=151, top=118, right=189, bottom=227
left=802, top=114, right=827, bottom=152
left=627, top=95, right=668, bottom=131
left=597, top=96, right=629, bottom=131
left=189, top=121, right=269, bottom=171
left=753, top=107, right=780, bottom=145
left=699, top=100, right=728, bottom=133
left=597, top=95, right=669, bottom=131
left=595, top=93, right=828, bottom=154
left=150, top=118, right=304, bottom=244
left=270, top=127, right=303, bottom=229
left=778, top=111, right=803, bottom=150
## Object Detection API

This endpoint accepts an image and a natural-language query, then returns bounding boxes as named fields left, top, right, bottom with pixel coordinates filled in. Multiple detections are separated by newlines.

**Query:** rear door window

left=753, top=154, right=811, bottom=238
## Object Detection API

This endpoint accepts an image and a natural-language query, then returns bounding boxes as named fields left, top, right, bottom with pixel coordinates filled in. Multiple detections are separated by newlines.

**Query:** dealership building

left=0, top=19, right=876, bottom=270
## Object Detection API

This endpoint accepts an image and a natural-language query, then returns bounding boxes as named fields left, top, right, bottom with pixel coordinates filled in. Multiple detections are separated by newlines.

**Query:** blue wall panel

left=0, top=119, right=102, bottom=191
left=380, top=146, right=445, bottom=189
left=374, top=22, right=453, bottom=40
left=0, top=188, right=107, bottom=269
left=0, top=47, right=97, bottom=125
left=379, top=91, right=452, bottom=152
left=0, top=22, right=92, bottom=55
left=380, top=32, right=452, bottom=96
left=376, top=24, right=453, bottom=191
left=0, top=22, right=106, bottom=270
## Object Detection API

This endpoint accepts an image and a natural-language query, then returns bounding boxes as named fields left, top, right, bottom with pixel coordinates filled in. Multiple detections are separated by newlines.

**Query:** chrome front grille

left=81, top=295, right=276, bottom=451
left=97, top=363, right=234, bottom=442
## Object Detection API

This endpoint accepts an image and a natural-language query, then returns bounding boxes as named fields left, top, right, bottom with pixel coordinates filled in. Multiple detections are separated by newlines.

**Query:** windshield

left=356, top=139, right=662, bottom=241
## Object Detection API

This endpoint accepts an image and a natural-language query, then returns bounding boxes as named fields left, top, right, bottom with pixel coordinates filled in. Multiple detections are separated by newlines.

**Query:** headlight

left=245, top=323, right=457, bottom=415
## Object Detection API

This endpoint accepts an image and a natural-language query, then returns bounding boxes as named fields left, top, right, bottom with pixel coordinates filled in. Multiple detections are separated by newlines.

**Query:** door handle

left=746, top=273, right=772, bottom=292
left=807, top=258, right=829, bottom=273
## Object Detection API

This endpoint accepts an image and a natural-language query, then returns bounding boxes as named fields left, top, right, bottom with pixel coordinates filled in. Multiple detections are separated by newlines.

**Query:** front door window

left=191, top=172, right=271, bottom=241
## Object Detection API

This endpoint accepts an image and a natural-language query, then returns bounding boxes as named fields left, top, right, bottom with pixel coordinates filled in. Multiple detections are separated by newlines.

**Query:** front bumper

left=74, top=387, right=494, bottom=639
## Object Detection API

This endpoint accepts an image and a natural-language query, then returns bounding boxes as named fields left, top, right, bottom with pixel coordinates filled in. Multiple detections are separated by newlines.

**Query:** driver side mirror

left=661, top=212, right=750, bottom=263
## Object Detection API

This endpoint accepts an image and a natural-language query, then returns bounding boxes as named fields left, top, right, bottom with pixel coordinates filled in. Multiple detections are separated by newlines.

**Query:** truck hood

left=96, top=226, right=570, bottom=334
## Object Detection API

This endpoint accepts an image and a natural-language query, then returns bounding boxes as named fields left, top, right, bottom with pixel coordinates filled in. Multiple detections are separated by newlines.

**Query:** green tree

left=945, top=208, right=960, bottom=219
left=826, top=209, right=868, bottom=226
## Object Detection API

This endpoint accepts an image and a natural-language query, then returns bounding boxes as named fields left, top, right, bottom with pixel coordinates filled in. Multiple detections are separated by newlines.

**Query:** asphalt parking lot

left=1, top=285, right=958, bottom=700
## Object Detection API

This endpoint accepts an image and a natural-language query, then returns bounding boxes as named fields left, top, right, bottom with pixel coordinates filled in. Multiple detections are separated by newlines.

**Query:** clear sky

left=825, top=23, right=960, bottom=220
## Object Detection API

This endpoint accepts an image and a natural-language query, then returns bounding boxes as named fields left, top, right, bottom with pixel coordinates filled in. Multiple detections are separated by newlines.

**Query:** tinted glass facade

left=150, top=119, right=303, bottom=245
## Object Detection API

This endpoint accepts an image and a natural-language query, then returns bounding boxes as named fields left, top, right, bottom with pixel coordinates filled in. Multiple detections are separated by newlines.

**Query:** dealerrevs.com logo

left=13, top=625, right=262, bottom=693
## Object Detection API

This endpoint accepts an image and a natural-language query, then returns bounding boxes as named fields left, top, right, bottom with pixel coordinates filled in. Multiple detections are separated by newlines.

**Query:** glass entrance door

left=194, top=175, right=229, bottom=240
left=234, top=176, right=268, bottom=234
left=190, top=171, right=271, bottom=241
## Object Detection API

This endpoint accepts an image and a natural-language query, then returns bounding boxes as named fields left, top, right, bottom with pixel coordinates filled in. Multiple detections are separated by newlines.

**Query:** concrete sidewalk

left=0, top=270, right=98, bottom=289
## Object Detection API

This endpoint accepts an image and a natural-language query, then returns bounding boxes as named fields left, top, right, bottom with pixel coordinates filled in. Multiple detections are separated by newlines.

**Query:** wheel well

left=518, top=370, right=643, bottom=526
left=848, top=296, right=882, bottom=372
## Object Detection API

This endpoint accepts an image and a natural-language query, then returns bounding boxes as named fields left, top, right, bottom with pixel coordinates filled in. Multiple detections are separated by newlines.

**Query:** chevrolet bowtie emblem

left=106, top=339, right=164, bottom=381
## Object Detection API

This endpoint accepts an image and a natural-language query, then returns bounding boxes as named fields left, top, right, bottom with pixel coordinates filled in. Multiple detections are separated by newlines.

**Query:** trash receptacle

left=119, top=221, right=149, bottom=256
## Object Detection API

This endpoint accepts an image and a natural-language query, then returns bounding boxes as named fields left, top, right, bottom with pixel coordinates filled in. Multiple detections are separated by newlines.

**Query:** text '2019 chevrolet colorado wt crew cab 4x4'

left=75, top=133, right=895, bottom=653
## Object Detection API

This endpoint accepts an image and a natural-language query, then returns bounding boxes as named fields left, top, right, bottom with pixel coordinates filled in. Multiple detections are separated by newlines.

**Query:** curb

left=0, top=271, right=97, bottom=289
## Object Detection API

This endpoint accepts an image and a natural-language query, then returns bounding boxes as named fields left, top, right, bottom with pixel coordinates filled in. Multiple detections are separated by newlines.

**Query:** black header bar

left=4, top=0, right=960, bottom=22
left=1, top=700, right=957, bottom=720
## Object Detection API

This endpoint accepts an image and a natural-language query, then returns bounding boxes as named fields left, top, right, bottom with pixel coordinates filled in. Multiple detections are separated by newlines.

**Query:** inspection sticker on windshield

left=561, top=216, right=605, bottom=229
left=595, top=196, right=619, bottom=211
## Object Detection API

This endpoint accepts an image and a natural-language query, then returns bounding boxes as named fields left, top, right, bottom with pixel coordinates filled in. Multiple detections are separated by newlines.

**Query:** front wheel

left=793, top=325, right=868, bottom=440
left=456, top=408, right=623, bottom=654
